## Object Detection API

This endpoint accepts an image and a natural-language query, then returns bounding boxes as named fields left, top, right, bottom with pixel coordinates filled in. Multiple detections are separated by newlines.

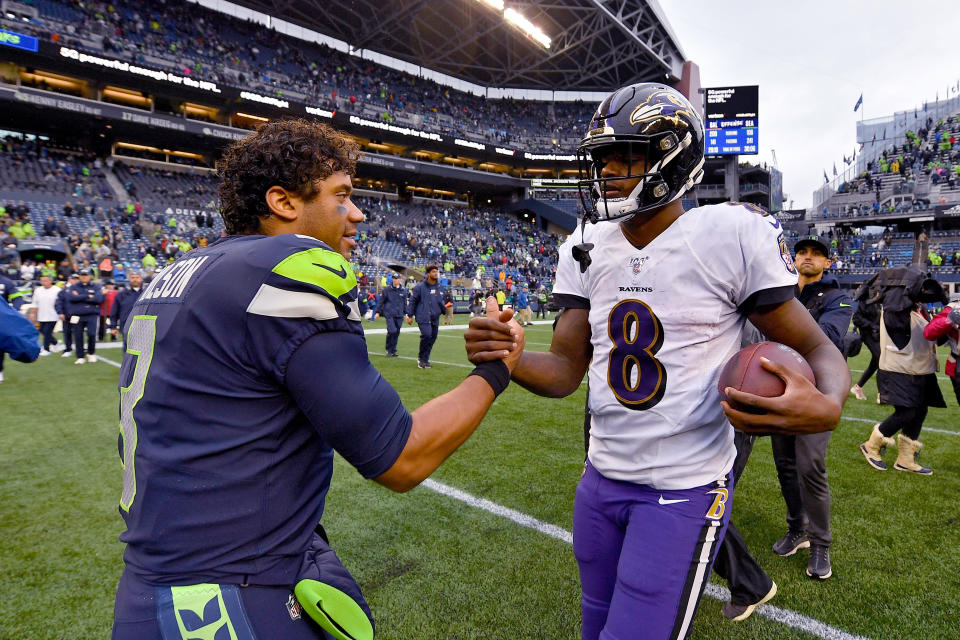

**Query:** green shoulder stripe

left=272, top=248, right=357, bottom=299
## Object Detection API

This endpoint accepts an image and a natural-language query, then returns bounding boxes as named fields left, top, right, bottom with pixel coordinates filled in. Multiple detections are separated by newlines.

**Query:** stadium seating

left=10, top=0, right=591, bottom=153
left=1, top=156, right=559, bottom=290
left=0, top=139, right=113, bottom=199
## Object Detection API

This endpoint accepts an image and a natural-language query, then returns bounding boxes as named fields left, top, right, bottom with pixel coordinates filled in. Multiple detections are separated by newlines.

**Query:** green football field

left=2, top=316, right=958, bottom=639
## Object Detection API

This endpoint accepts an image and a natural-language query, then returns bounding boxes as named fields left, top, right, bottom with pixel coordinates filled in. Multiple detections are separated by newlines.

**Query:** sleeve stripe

left=247, top=284, right=340, bottom=320
left=552, top=293, right=591, bottom=310
left=738, top=285, right=795, bottom=314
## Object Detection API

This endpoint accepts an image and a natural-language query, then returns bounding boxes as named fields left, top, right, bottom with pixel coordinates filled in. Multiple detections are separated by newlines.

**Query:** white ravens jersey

left=553, top=203, right=799, bottom=489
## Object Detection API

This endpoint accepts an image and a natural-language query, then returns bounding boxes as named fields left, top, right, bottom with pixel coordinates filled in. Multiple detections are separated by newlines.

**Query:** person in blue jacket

left=375, top=275, right=408, bottom=356
left=0, top=272, right=15, bottom=382
left=66, top=267, right=104, bottom=363
left=0, top=296, right=40, bottom=382
left=405, top=265, right=446, bottom=368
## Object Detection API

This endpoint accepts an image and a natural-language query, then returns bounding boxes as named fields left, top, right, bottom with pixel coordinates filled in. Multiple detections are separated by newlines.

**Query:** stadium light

left=503, top=8, right=551, bottom=49
left=474, top=1, right=551, bottom=49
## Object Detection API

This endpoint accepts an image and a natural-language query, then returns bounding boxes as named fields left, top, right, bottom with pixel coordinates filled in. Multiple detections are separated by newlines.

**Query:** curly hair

left=216, top=119, right=360, bottom=235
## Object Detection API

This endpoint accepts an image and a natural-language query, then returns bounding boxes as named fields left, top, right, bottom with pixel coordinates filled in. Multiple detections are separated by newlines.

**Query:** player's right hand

left=465, top=296, right=525, bottom=372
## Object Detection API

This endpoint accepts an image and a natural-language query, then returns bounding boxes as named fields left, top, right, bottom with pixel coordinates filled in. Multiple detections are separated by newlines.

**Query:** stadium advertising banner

left=704, top=86, right=758, bottom=155
left=935, top=204, right=960, bottom=218
left=0, top=29, right=38, bottom=53
left=0, top=85, right=247, bottom=140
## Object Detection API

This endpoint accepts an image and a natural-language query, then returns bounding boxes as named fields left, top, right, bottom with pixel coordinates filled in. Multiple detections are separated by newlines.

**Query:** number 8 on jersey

left=606, top=299, right=667, bottom=410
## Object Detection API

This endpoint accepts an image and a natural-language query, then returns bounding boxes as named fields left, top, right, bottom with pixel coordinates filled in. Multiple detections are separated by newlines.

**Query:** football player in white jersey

left=470, top=83, right=850, bottom=640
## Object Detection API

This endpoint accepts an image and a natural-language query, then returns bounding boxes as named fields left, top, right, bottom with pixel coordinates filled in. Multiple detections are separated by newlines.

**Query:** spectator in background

left=99, top=254, right=114, bottom=283
left=374, top=275, right=407, bottom=357
left=100, top=282, right=118, bottom=342
left=66, top=267, right=103, bottom=364
left=770, top=238, right=852, bottom=581
left=924, top=303, right=960, bottom=406
left=142, top=252, right=157, bottom=271
left=859, top=281, right=947, bottom=475
left=470, top=289, right=484, bottom=318
left=851, top=281, right=882, bottom=402
left=0, top=297, right=40, bottom=382
left=0, top=271, right=16, bottom=381
left=515, top=285, right=532, bottom=326
left=536, top=286, right=549, bottom=319
left=33, top=275, right=61, bottom=355
left=442, top=287, right=455, bottom=325
left=406, top=265, right=445, bottom=369
left=20, top=260, right=35, bottom=282
left=111, top=271, right=144, bottom=351
left=56, top=273, right=79, bottom=358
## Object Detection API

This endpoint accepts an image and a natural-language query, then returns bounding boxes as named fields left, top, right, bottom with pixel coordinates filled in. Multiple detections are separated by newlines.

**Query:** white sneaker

left=86, top=354, right=97, bottom=363
left=61, top=351, right=73, bottom=358
left=51, top=344, right=64, bottom=353
left=39, top=349, right=50, bottom=356
left=74, top=358, right=85, bottom=365
left=0, top=371, right=4, bottom=383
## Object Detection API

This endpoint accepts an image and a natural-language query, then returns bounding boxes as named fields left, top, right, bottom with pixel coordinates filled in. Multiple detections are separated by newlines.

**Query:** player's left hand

left=721, top=357, right=842, bottom=436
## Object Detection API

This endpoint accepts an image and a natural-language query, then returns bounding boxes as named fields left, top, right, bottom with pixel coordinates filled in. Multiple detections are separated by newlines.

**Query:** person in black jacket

left=66, top=267, right=104, bottom=363
left=56, top=273, right=79, bottom=357
left=770, top=238, right=853, bottom=581
left=374, top=275, right=407, bottom=357
left=110, top=271, right=145, bottom=351
left=405, top=265, right=446, bottom=368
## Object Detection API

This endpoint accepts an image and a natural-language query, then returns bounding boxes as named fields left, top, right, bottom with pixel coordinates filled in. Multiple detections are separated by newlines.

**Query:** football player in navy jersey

left=111, top=119, right=523, bottom=640
left=469, top=84, right=850, bottom=640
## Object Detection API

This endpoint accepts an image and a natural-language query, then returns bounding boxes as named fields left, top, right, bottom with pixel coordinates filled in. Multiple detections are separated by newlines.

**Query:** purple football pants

left=573, top=462, right=732, bottom=640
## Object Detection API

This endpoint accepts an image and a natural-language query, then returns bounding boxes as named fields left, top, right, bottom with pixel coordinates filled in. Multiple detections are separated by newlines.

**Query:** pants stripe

left=670, top=519, right=721, bottom=640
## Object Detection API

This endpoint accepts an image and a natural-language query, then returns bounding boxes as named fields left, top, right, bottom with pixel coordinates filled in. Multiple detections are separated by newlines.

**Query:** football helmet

left=577, top=83, right=705, bottom=223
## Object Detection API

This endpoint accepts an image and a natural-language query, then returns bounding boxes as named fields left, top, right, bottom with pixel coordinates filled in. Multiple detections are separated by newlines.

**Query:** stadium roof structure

left=231, top=0, right=686, bottom=91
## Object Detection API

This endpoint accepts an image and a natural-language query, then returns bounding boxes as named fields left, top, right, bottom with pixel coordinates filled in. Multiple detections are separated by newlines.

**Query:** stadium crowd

left=7, top=0, right=589, bottom=153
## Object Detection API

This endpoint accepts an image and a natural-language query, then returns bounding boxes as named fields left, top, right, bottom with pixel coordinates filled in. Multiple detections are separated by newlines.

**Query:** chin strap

left=572, top=215, right=594, bottom=274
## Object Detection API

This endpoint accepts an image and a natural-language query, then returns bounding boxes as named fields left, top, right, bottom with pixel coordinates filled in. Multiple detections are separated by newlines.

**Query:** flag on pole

left=854, top=93, right=863, bottom=112
left=833, top=163, right=837, bottom=176
left=823, top=170, right=829, bottom=184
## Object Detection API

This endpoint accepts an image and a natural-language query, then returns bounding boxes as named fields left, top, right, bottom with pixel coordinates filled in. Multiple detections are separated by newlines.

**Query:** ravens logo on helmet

left=577, top=83, right=705, bottom=223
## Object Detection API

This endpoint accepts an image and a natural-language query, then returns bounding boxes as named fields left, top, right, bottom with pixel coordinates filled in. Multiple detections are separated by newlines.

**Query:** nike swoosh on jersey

left=839, top=303, right=851, bottom=307
left=313, top=263, right=348, bottom=279
left=658, top=495, right=690, bottom=505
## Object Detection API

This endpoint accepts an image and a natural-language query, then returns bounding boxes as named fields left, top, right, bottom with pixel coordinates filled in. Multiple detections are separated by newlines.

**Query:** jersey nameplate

left=138, top=256, right=213, bottom=302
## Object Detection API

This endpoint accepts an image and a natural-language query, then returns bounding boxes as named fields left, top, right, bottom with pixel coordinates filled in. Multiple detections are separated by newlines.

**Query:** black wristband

left=469, top=360, right=511, bottom=397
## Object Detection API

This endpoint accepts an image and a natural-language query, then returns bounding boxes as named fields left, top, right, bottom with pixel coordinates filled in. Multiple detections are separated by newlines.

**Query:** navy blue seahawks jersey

left=117, top=234, right=412, bottom=586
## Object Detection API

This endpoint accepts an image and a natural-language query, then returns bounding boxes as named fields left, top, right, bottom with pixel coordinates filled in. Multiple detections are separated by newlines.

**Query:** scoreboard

left=704, top=85, right=758, bottom=155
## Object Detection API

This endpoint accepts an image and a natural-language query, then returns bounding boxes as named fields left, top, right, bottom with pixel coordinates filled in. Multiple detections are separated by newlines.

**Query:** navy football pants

left=385, top=315, right=403, bottom=353
left=417, top=319, right=439, bottom=363
left=72, top=315, right=98, bottom=358
left=112, top=571, right=332, bottom=640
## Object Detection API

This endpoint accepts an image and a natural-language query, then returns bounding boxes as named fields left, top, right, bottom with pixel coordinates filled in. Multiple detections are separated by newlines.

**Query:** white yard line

left=841, top=415, right=959, bottom=436
left=422, top=479, right=872, bottom=640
